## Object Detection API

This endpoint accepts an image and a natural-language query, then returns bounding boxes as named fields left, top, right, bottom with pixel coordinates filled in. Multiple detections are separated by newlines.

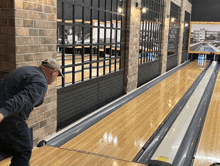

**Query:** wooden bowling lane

left=60, top=61, right=209, bottom=161
left=0, top=157, right=13, bottom=166
left=57, top=58, right=120, bottom=86
left=0, top=146, right=146, bottom=166
left=0, top=148, right=40, bottom=166
left=193, top=65, right=220, bottom=166
left=57, top=54, right=98, bottom=64
left=57, top=54, right=120, bottom=64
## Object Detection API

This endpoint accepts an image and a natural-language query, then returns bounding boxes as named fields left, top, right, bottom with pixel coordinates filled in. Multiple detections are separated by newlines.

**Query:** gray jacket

left=0, top=66, right=48, bottom=121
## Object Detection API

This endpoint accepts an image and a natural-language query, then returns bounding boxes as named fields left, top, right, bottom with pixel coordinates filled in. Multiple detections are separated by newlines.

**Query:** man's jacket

left=0, top=66, right=48, bottom=120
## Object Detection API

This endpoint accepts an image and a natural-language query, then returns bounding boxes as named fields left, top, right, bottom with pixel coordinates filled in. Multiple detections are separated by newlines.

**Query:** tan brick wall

left=177, top=0, right=186, bottom=65
left=161, top=0, right=171, bottom=74
left=177, top=0, right=192, bottom=65
left=185, top=0, right=192, bottom=14
left=124, top=0, right=141, bottom=93
left=162, top=0, right=192, bottom=69
left=0, top=0, right=16, bottom=79
left=14, top=0, right=57, bottom=146
left=171, top=0, right=181, bottom=7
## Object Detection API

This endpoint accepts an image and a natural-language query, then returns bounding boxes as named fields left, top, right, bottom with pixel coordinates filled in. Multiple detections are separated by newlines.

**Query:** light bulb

left=118, top=7, right=122, bottom=13
left=142, top=7, right=147, bottom=13
left=171, top=17, right=175, bottom=22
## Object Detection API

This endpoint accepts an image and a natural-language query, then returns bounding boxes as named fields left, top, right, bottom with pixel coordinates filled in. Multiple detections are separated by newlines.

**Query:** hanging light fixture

left=137, top=0, right=148, bottom=13
left=118, top=0, right=124, bottom=13
left=118, top=7, right=122, bottom=13
left=142, top=7, right=148, bottom=13
left=185, top=23, right=189, bottom=27
left=171, top=17, right=176, bottom=23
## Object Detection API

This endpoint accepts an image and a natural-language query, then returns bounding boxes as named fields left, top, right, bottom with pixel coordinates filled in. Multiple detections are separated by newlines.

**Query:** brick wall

left=170, top=0, right=192, bottom=18
left=185, top=0, right=192, bottom=14
left=177, top=0, right=185, bottom=65
left=124, top=0, right=141, bottom=93
left=171, top=0, right=181, bottom=6
left=177, top=0, right=192, bottom=65
left=161, top=0, right=171, bottom=74
left=0, top=0, right=16, bottom=80
left=14, top=0, right=57, bottom=146
left=161, top=0, right=192, bottom=72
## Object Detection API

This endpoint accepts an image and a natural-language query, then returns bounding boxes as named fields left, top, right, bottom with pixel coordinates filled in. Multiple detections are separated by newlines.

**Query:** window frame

left=168, top=2, right=181, bottom=56
left=139, top=0, right=164, bottom=65
left=57, top=0, right=127, bottom=87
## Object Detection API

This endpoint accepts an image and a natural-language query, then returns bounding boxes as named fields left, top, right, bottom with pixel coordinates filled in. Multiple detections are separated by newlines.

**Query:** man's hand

left=0, top=113, right=4, bottom=123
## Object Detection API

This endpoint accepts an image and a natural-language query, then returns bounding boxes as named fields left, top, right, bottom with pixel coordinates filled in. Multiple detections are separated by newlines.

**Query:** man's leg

left=0, top=116, right=33, bottom=166
left=0, top=140, right=12, bottom=161
left=0, top=122, right=13, bottom=161
left=10, top=120, right=33, bottom=166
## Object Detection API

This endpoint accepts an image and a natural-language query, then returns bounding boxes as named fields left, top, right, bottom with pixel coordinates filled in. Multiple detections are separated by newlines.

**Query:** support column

left=177, top=0, right=186, bottom=65
left=160, top=0, right=171, bottom=74
left=0, top=0, right=16, bottom=79
left=13, top=0, right=57, bottom=146
left=124, top=0, right=141, bottom=93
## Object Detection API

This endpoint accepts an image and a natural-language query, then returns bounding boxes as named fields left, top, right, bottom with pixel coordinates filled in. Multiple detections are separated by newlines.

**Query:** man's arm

left=0, top=80, right=47, bottom=119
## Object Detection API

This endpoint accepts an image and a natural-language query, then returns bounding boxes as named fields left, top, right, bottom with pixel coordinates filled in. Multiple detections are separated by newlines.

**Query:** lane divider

left=133, top=61, right=211, bottom=165
left=172, top=62, right=219, bottom=166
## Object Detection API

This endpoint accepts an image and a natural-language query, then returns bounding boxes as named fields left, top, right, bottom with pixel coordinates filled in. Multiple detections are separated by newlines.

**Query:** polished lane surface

left=193, top=65, right=220, bottom=166
left=61, top=61, right=209, bottom=161
left=0, top=146, right=146, bottom=166
left=151, top=61, right=215, bottom=163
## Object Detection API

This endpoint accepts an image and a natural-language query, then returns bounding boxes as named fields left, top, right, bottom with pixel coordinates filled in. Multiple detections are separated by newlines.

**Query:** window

left=168, top=2, right=181, bottom=56
left=139, top=0, right=164, bottom=64
left=57, top=0, right=127, bottom=87
left=183, top=11, right=191, bottom=51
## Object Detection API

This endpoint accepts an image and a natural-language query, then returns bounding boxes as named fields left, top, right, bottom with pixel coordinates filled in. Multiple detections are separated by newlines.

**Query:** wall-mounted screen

left=188, top=21, right=220, bottom=54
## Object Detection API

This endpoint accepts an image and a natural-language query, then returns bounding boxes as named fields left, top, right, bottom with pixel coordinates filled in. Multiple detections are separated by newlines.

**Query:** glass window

left=139, top=0, right=164, bottom=64
left=57, top=0, right=127, bottom=87
left=183, top=11, right=191, bottom=51
left=168, top=2, right=181, bottom=56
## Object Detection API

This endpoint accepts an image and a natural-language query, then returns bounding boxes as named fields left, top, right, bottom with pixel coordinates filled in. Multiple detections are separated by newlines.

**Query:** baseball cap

left=41, top=58, right=64, bottom=77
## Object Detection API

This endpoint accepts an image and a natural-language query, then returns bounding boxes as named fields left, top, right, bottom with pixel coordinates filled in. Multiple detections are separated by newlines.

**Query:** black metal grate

left=167, top=53, right=178, bottom=71
left=183, top=11, right=191, bottom=51
left=168, top=2, right=181, bottom=56
left=57, top=0, right=127, bottom=87
left=181, top=51, right=188, bottom=63
left=57, top=70, right=125, bottom=130
left=138, top=59, right=161, bottom=87
left=139, top=0, right=164, bottom=65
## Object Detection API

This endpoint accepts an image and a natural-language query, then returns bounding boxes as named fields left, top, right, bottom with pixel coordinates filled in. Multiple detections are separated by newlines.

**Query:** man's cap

left=41, top=59, right=64, bottom=77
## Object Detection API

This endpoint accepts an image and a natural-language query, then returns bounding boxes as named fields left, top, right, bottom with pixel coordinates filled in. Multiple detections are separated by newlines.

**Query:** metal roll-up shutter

left=167, top=53, right=178, bottom=71
left=138, top=59, right=161, bottom=87
left=57, top=70, right=125, bottom=131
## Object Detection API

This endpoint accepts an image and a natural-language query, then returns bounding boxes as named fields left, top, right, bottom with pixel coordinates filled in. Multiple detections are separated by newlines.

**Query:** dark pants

left=0, top=115, right=32, bottom=166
